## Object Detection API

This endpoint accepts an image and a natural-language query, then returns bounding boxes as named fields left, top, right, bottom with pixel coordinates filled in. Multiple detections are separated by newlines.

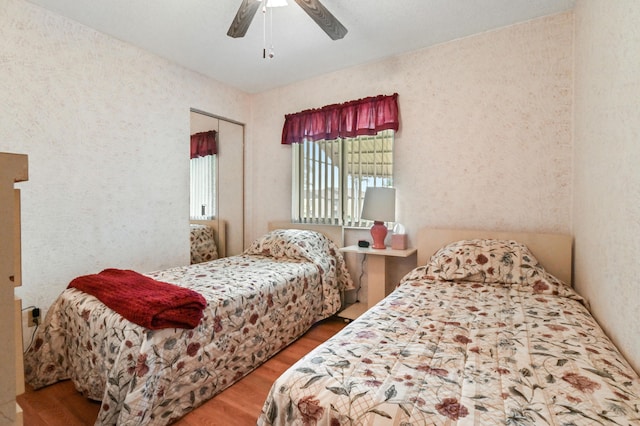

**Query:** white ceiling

left=25, top=0, right=575, bottom=93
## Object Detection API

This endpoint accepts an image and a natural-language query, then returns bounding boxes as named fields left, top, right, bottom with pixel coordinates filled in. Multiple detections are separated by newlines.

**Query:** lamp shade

left=361, top=187, right=396, bottom=223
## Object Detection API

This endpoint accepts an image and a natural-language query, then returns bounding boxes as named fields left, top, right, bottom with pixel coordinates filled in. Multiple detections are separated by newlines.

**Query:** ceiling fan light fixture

left=229, top=0, right=346, bottom=41
left=264, top=0, right=288, bottom=7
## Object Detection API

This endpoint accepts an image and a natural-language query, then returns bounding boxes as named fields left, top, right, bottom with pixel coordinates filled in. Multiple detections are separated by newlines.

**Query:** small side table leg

left=366, top=255, right=386, bottom=309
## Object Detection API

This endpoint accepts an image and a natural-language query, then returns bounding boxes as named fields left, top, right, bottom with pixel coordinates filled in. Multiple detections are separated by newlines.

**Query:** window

left=189, top=129, right=218, bottom=220
left=190, top=155, right=217, bottom=219
left=292, top=130, right=394, bottom=226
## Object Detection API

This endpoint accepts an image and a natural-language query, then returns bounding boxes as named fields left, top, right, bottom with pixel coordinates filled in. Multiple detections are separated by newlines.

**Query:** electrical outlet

left=27, top=307, right=40, bottom=327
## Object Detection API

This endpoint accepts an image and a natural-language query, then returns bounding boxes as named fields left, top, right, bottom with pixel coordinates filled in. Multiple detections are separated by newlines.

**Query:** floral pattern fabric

left=259, top=241, right=640, bottom=426
left=25, top=230, right=353, bottom=426
left=419, top=238, right=545, bottom=284
left=189, top=223, right=218, bottom=264
left=245, top=229, right=353, bottom=313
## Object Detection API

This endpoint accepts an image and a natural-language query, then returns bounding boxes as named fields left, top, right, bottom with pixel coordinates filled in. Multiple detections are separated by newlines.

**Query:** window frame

left=292, top=130, right=394, bottom=227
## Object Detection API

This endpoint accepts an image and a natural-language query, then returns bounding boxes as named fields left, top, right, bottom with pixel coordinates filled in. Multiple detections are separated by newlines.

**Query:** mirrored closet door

left=190, top=110, right=245, bottom=256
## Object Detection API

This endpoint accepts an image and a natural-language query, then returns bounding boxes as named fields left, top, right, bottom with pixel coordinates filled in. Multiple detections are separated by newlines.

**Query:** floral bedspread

left=189, top=223, right=218, bottom=264
left=25, top=230, right=353, bottom=425
left=259, top=239, right=640, bottom=425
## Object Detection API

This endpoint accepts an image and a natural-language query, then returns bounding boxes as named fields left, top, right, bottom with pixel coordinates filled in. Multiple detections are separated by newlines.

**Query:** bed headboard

left=268, top=222, right=344, bottom=248
left=417, top=228, right=573, bottom=285
left=190, top=219, right=227, bottom=258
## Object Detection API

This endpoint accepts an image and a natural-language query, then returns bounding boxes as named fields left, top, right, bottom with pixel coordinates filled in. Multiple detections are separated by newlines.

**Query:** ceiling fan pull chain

left=262, top=1, right=267, bottom=59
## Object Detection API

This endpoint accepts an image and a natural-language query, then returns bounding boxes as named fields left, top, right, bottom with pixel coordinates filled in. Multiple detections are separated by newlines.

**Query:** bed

left=190, top=219, right=225, bottom=262
left=24, top=225, right=352, bottom=426
left=258, top=228, right=640, bottom=425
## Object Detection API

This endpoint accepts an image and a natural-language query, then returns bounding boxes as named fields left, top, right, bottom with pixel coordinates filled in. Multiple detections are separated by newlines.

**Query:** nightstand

left=338, top=245, right=417, bottom=320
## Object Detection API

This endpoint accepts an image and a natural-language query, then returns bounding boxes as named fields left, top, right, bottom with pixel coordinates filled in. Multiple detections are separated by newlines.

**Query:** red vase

left=370, top=221, right=388, bottom=249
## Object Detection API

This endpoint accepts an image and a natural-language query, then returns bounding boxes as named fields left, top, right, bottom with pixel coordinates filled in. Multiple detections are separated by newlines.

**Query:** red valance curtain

left=281, top=93, right=399, bottom=144
left=190, top=130, right=217, bottom=159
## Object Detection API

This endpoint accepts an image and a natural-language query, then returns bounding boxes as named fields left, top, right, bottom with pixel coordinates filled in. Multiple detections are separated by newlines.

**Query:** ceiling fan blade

left=293, top=0, right=348, bottom=40
left=227, top=0, right=262, bottom=38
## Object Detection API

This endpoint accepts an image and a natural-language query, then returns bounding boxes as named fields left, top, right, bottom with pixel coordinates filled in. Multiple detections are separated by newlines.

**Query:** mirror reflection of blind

left=190, top=155, right=217, bottom=220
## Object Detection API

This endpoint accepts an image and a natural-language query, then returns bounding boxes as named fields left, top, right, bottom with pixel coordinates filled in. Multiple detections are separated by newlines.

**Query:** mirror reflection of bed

left=189, top=110, right=244, bottom=259
left=189, top=219, right=226, bottom=263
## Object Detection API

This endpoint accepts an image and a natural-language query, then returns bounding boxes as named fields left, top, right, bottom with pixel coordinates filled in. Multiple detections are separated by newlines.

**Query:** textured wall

left=0, top=0, right=250, bottom=323
left=248, top=13, right=573, bottom=242
left=573, top=0, right=640, bottom=372
left=248, top=12, right=573, bottom=304
left=1, top=0, right=579, bottom=356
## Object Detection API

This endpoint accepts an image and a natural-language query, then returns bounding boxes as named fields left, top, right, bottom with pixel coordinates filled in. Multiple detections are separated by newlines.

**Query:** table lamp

left=361, top=187, right=396, bottom=249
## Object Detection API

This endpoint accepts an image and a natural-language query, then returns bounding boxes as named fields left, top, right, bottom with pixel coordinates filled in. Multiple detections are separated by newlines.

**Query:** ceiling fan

left=227, top=0, right=348, bottom=41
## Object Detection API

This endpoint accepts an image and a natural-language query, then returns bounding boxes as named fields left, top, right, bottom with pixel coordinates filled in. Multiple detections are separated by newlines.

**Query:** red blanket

left=68, top=268, right=207, bottom=330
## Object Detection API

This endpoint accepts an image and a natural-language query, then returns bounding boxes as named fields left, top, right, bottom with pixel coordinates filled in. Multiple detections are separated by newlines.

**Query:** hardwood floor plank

left=18, top=316, right=346, bottom=425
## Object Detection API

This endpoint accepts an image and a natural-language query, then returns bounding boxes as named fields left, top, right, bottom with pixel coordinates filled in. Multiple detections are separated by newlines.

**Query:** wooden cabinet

left=0, top=152, right=28, bottom=426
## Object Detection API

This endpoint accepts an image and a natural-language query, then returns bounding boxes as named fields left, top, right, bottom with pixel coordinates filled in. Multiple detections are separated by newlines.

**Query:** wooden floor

left=17, top=316, right=348, bottom=426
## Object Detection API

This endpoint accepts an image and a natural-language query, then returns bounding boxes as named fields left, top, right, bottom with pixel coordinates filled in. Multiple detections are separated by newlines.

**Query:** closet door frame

left=190, top=109, right=245, bottom=256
